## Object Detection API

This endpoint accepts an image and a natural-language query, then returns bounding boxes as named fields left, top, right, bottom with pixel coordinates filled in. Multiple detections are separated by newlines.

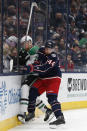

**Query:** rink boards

left=0, top=73, right=87, bottom=131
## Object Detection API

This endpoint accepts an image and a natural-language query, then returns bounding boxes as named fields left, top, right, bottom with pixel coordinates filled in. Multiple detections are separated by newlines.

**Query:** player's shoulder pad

left=49, top=52, right=58, bottom=61
left=19, top=48, right=23, bottom=51
left=38, top=46, right=45, bottom=54
left=19, top=48, right=25, bottom=54
left=29, top=45, right=39, bottom=55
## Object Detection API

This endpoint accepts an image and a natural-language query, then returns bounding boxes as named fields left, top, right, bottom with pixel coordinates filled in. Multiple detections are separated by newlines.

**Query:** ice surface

left=9, top=109, right=87, bottom=131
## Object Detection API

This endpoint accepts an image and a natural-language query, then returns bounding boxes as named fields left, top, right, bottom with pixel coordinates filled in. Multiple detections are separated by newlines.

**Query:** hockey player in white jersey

left=17, top=35, right=52, bottom=123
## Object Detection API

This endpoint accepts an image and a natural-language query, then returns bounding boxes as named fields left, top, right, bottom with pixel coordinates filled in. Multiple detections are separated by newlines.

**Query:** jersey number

left=47, top=60, right=55, bottom=66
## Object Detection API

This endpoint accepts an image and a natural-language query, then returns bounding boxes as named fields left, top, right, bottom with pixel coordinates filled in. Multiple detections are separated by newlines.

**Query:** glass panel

left=31, top=0, right=48, bottom=46
left=49, top=0, right=87, bottom=72
left=0, top=0, right=87, bottom=74
left=0, top=0, right=4, bottom=73
left=67, top=0, right=87, bottom=72
left=17, top=1, right=48, bottom=72
left=2, top=0, right=18, bottom=73
left=50, top=0, right=67, bottom=72
left=2, top=0, right=31, bottom=73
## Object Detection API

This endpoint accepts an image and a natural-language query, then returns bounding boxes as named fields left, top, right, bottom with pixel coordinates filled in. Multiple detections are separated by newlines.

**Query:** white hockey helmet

left=20, top=35, right=32, bottom=43
left=6, top=35, right=18, bottom=46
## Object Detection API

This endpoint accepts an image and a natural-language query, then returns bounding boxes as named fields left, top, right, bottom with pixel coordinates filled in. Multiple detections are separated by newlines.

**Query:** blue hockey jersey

left=33, top=47, right=62, bottom=78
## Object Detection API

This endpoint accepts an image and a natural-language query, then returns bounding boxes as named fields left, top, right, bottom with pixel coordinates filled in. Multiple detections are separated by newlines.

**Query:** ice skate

left=49, top=115, right=65, bottom=129
left=17, top=112, right=26, bottom=124
left=25, top=112, right=35, bottom=122
left=44, top=108, right=54, bottom=122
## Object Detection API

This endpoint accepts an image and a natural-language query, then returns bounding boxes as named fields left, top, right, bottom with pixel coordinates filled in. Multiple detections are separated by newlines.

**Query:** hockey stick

left=26, top=2, right=38, bottom=38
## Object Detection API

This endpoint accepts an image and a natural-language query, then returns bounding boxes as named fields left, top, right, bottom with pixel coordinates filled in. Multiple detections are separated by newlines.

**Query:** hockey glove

left=24, top=64, right=34, bottom=73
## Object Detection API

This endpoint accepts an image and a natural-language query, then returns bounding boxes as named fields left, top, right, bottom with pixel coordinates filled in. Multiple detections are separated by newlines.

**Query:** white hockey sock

left=20, top=84, right=30, bottom=114
left=36, top=98, right=47, bottom=113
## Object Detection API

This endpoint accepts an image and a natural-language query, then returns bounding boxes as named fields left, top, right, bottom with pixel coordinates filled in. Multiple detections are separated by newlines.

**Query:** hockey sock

left=36, top=98, right=48, bottom=113
left=28, top=87, right=40, bottom=113
left=20, top=84, right=29, bottom=114
left=47, top=94, right=62, bottom=118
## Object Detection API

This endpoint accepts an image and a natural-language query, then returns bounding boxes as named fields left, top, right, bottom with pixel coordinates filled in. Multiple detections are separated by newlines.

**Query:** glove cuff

left=28, top=64, right=34, bottom=72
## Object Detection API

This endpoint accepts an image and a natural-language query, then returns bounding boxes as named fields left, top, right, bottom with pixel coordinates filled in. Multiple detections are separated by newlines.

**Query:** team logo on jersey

left=51, top=53, right=56, bottom=57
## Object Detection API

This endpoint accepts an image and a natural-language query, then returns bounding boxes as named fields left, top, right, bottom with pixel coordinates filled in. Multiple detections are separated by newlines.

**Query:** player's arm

left=33, top=53, right=58, bottom=75
left=19, top=48, right=30, bottom=66
left=22, top=53, right=57, bottom=74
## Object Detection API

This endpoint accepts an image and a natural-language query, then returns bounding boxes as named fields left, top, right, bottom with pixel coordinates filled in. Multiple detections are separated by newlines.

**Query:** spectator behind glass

left=5, top=35, right=18, bottom=72
left=81, top=45, right=87, bottom=65
left=51, top=32, right=60, bottom=45
left=3, top=43, right=12, bottom=73
left=6, top=36, right=18, bottom=50
left=54, top=44, right=59, bottom=54
left=79, top=31, right=87, bottom=47
left=68, top=28, right=79, bottom=48
left=75, top=5, right=87, bottom=31
left=7, top=0, right=16, bottom=6
left=70, top=2, right=78, bottom=18
left=56, top=26, right=65, bottom=39
left=54, top=13, right=65, bottom=28
left=70, top=20, right=76, bottom=31
left=7, top=5, right=17, bottom=29
left=21, top=1, right=30, bottom=13
left=58, top=38, right=66, bottom=54
left=11, top=48, right=18, bottom=71
left=7, top=5, right=16, bottom=17
left=5, top=17, right=17, bottom=37
left=70, top=44, right=82, bottom=67
left=51, top=0, right=66, bottom=14
left=60, top=54, right=74, bottom=72
left=54, top=44, right=63, bottom=63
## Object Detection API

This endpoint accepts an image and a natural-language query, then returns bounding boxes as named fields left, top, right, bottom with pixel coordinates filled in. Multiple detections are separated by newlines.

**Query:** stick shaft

left=26, top=4, right=34, bottom=36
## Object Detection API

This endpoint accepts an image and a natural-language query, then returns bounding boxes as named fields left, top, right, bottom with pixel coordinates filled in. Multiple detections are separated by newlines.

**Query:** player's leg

left=34, top=79, right=52, bottom=121
left=36, top=97, right=52, bottom=121
left=17, top=84, right=30, bottom=123
left=17, top=75, right=38, bottom=123
left=47, top=94, right=65, bottom=126
left=25, top=79, right=45, bottom=122
left=25, top=87, right=40, bottom=121
left=46, top=78, right=65, bottom=127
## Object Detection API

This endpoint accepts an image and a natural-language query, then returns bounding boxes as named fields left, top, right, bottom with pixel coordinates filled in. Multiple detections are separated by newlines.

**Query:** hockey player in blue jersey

left=17, top=36, right=52, bottom=123
left=24, top=40, right=65, bottom=128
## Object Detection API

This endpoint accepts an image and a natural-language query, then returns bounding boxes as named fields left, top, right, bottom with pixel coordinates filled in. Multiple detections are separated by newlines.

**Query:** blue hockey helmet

left=45, top=40, right=54, bottom=48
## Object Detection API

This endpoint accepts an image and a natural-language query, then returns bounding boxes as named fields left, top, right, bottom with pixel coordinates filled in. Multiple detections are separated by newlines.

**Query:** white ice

left=9, top=108, right=87, bottom=131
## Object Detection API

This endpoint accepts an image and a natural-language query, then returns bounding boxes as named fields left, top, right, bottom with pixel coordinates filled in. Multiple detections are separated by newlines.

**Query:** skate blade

left=49, top=123, right=66, bottom=129
left=26, top=118, right=35, bottom=123
left=18, top=116, right=25, bottom=124
left=49, top=124, right=57, bottom=129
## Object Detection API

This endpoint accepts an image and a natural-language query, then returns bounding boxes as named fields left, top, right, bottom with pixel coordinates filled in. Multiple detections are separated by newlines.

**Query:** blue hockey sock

left=47, top=94, right=62, bottom=118
left=28, top=87, right=40, bottom=113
